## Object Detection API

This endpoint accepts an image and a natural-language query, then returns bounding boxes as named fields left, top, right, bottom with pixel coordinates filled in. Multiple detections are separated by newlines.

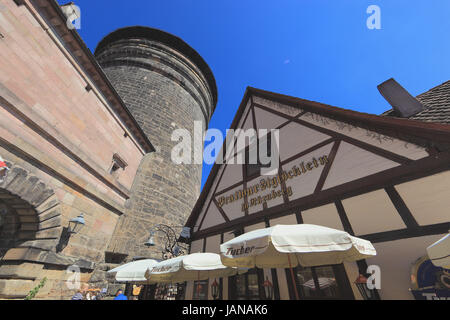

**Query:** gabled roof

left=185, top=86, right=450, bottom=230
left=383, top=80, right=450, bottom=124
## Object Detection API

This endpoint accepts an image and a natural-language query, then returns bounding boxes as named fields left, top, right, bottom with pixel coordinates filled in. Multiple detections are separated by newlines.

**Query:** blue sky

left=61, top=0, right=450, bottom=189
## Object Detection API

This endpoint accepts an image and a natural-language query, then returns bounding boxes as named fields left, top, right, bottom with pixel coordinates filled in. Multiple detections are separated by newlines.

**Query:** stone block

left=18, top=239, right=58, bottom=251
left=18, top=215, right=38, bottom=223
left=0, top=278, right=40, bottom=299
left=0, top=262, right=44, bottom=280
left=37, top=207, right=61, bottom=223
left=35, top=194, right=59, bottom=214
left=38, top=216, right=61, bottom=230
left=16, top=208, right=35, bottom=216
left=20, top=222, right=39, bottom=231
left=34, top=226, right=62, bottom=239
left=2, top=247, right=39, bottom=261
left=0, top=167, right=26, bottom=190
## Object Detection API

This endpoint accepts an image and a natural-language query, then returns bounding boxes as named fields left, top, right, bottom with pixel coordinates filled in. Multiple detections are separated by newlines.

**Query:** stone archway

left=0, top=164, right=62, bottom=254
left=0, top=162, right=63, bottom=299
left=0, top=198, right=22, bottom=259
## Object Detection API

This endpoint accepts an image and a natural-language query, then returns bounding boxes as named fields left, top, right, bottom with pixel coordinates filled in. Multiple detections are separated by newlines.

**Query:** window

left=247, top=272, right=261, bottom=299
left=245, top=133, right=275, bottom=179
left=104, top=251, right=128, bottom=264
left=193, top=280, right=209, bottom=300
left=293, top=264, right=352, bottom=299
left=154, top=283, right=180, bottom=300
left=297, top=265, right=340, bottom=298
left=232, top=269, right=263, bottom=300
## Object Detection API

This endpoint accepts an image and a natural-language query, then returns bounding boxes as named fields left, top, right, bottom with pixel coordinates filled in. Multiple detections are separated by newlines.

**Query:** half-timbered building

left=183, top=83, right=450, bottom=300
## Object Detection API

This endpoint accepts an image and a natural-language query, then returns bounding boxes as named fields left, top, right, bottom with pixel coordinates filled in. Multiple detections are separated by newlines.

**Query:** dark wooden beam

left=191, top=151, right=450, bottom=240
left=253, top=102, right=413, bottom=165
left=385, top=186, right=419, bottom=229
left=314, top=140, right=341, bottom=194
left=196, top=163, right=231, bottom=231
left=212, top=198, right=231, bottom=223
left=295, top=211, right=303, bottom=224
left=214, top=180, right=244, bottom=197
left=360, top=222, right=450, bottom=243
left=335, top=200, right=355, bottom=235
left=280, top=138, right=336, bottom=166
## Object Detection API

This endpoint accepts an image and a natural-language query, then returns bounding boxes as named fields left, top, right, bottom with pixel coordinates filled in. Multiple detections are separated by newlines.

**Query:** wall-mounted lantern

left=355, top=274, right=375, bottom=300
left=263, top=276, right=274, bottom=300
left=144, top=231, right=156, bottom=247
left=56, top=213, right=86, bottom=253
left=68, top=213, right=85, bottom=234
left=211, top=279, right=220, bottom=300
left=144, top=224, right=189, bottom=259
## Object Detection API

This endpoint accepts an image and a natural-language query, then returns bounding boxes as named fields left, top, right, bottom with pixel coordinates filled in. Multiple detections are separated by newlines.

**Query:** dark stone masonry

left=94, top=27, right=218, bottom=260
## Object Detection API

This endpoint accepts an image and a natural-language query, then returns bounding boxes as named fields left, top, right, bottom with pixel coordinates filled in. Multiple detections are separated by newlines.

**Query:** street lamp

left=144, top=224, right=190, bottom=259
left=68, top=213, right=85, bottom=234
left=144, top=231, right=156, bottom=247
left=263, top=276, right=274, bottom=300
left=355, top=274, right=375, bottom=300
left=211, top=279, right=220, bottom=300
left=56, top=213, right=86, bottom=253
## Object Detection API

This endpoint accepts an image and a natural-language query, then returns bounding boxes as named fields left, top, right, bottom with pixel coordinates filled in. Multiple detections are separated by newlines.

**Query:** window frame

left=287, top=264, right=355, bottom=300
left=192, top=280, right=209, bottom=300
left=244, top=133, right=275, bottom=180
left=229, top=268, right=265, bottom=300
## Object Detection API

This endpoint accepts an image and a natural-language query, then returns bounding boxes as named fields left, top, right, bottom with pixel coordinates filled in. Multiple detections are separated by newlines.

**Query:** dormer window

left=109, top=153, right=128, bottom=176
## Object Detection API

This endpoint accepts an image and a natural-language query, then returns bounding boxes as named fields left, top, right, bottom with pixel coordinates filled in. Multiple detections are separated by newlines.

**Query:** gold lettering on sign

left=242, top=186, right=293, bottom=212
left=216, top=155, right=328, bottom=211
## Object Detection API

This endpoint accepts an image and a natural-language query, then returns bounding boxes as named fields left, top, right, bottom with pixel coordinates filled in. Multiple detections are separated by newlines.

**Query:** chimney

left=378, top=78, right=426, bottom=118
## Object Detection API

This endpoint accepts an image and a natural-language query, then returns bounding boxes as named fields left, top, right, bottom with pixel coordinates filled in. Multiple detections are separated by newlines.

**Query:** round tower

left=95, top=26, right=217, bottom=259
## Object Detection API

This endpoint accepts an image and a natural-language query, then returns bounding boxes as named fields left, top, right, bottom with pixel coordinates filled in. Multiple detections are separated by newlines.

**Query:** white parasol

left=220, top=224, right=376, bottom=299
left=108, top=259, right=159, bottom=282
left=427, top=233, right=450, bottom=269
left=145, top=252, right=245, bottom=283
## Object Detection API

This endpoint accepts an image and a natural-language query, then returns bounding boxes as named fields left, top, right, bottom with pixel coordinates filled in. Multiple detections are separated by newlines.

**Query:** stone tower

left=95, top=26, right=217, bottom=260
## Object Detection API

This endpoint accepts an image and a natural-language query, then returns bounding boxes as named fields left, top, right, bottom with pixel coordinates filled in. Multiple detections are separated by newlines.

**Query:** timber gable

left=186, top=87, right=450, bottom=241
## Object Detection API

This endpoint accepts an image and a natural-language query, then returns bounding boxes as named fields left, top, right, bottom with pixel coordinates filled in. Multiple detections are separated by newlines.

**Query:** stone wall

left=0, top=0, right=148, bottom=299
left=0, top=149, right=121, bottom=299
left=95, top=27, right=217, bottom=260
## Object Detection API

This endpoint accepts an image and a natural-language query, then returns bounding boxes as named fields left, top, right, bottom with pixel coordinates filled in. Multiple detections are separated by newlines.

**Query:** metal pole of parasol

left=287, top=253, right=300, bottom=300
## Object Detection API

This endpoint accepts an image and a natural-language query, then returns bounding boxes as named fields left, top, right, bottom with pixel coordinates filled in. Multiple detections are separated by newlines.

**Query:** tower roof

left=95, top=26, right=218, bottom=111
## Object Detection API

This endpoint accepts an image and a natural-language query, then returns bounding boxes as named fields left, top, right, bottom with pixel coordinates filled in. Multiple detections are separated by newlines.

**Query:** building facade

left=0, top=0, right=155, bottom=298
left=183, top=86, right=450, bottom=300
left=0, top=0, right=216, bottom=299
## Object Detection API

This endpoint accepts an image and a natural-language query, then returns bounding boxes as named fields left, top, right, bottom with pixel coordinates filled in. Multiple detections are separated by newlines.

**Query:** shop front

left=226, top=264, right=354, bottom=300
left=183, top=86, right=450, bottom=300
